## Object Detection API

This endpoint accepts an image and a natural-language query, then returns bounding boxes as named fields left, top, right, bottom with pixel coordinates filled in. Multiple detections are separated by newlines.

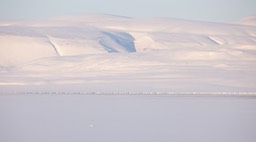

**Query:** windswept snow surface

left=1, top=95, right=256, bottom=142
left=0, top=14, right=256, bottom=93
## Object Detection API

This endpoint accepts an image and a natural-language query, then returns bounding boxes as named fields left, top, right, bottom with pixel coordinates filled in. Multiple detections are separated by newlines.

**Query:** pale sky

left=0, top=0, right=255, bottom=22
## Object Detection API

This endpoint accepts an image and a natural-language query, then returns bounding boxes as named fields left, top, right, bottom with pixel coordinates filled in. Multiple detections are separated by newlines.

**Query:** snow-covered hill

left=237, top=16, right=256, bottom=26
left=0, top=14, right=256, bottom=93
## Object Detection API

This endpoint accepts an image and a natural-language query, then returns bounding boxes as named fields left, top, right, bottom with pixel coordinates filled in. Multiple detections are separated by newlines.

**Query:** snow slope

left=237, top=16, right=256, bottom=26
left=0, top=14, right=256, bottom=92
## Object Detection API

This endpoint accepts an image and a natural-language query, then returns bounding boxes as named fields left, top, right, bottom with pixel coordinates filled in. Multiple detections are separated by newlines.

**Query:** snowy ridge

left=0, top=14, right=256, bottom=92
left=237, top=16, right=256, bottom=26
left=46, top=36, right=63, bottom=56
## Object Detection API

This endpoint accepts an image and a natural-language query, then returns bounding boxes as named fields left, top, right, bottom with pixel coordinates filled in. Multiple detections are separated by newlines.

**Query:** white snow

left=1, top=14, right=256, bottom=142
left=0, top=14, right=256, bottom=92
left=0, top=95, right=256, bottom=142
left=236, top=16, right=256, bottom=26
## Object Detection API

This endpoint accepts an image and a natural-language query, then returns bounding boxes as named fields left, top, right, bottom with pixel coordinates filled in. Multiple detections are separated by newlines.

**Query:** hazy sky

left=0, top=0, right=255, bottom=22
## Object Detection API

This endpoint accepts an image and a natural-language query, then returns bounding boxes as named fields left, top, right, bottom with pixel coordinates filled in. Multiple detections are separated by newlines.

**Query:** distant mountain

left=237, top=16, right=256, bottom=26
left=0, top=14, right=256, bottom=92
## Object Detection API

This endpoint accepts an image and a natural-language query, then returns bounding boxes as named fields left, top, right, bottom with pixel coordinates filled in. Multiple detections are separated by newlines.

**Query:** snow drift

left=0, top=14, right=256, bottom=92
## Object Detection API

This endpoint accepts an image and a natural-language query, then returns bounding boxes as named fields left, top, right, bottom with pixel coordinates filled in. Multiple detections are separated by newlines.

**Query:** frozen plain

left=0, top=14, right=256, bottom=142
left=1, top=94, right=256, bottom=142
